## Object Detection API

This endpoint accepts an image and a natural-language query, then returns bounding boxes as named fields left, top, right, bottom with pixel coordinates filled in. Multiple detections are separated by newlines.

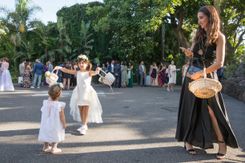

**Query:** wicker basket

left=98, top=70, right=115, bottom=86
left=45, top=70, right=59, bottom=86
left=188, top=68, right=222, bottom=99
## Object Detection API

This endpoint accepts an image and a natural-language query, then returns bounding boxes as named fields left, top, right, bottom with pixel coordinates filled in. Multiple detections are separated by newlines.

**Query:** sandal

left=216, top=141, right=226, bottom=159
left=51, top=148, right=62, bottom=154
left=42, top=146, right=52, bottom=153
left=216, top=152, right=226, bottom=159
left=184, top=143, right=196, bottom=155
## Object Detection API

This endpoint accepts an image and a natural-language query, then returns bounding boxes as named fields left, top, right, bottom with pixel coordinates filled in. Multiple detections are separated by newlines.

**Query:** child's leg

left=63, top=78, right=67, bottom=89
left=78, top=106, right=89, bottom=134
left=82, top=106, right=89, bottom=126
left=67, top=78, right=70, bottom=90
left=79, top=106, right=89, bottom=126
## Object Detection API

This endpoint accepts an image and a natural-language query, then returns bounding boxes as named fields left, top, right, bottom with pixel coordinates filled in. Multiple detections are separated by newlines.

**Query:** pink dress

left=0, top=61, right=14, bottom=91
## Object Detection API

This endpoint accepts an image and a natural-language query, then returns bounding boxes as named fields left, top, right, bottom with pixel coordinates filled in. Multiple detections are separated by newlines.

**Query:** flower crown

left=77, top=54, right=88, bottom=61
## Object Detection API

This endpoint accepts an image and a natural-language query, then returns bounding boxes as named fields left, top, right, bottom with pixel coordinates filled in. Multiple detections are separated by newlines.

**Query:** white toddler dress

left=38, top=100, right=66, bottom=143
left=70, top=71, right=103, bottom=123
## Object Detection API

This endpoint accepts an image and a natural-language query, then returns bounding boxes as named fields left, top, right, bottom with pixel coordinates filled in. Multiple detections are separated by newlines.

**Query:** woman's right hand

left=180, top=47, right=193, bottom=57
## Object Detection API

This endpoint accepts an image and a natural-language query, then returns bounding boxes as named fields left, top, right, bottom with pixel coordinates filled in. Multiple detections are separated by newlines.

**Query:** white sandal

left=51, top=148, right=62, bottom=154
left=42, top=146, right=52, bottom=153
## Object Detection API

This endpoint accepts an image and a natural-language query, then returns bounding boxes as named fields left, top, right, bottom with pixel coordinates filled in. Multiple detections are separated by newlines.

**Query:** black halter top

left=191, top=37, right=217, bottom=68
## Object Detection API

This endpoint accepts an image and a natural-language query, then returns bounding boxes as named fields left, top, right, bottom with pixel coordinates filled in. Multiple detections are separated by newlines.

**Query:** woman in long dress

left=158, top=63, right=167, bottom=87
left=176, top=6, right=238, bottom=159
left=23, top=62, right=32, bottom=88
left=121, top=62, right=128, bottom=88
left=150, top=62, right=158, bottom=86
left=0, top=57, right=14, bottom=91
left=167, top=61, right=177, bottom=91
left=127, top=63, right=134, bottom=88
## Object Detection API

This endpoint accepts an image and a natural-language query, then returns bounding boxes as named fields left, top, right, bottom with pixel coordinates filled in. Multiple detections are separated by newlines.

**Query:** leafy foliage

left=0, top=0, right=244, bottom=80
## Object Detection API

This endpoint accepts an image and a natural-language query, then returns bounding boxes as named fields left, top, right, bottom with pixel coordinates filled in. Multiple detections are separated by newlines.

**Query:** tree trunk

left=174, top=28, right=190, bottom=48
left=161, top=23, right=166, bottom=59
left=171, top=14, right=190, bottom=49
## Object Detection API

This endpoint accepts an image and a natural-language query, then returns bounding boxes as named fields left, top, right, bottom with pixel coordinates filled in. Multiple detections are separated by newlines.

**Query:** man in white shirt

left=109, top=60, right=115, bottom=74
left=18, top=59, right=26, bottom=85
left=19, top=59, right=26, bottom=76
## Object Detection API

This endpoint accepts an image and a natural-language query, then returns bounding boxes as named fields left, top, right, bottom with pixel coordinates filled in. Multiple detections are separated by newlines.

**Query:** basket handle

left=52, top=69, right=59, bottom=75
left=203, top=67, right=207, bottom=79
left=98, top=69, right=106, bottom=77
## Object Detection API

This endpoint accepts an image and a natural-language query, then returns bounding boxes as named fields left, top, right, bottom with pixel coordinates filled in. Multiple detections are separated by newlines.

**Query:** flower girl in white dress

left=0, top=57, right=14, bottom=91
left=54, top=54, right=103, bottom=135
left=38, top=84, right=66, bottom=154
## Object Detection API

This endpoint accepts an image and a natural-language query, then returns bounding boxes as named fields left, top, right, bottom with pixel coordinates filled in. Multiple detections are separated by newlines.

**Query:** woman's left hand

left=191, top=71, right=203, bottom=80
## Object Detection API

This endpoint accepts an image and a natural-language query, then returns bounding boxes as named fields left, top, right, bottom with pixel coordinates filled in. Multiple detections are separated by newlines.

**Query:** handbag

left=98, top=69, right=115, bottom=86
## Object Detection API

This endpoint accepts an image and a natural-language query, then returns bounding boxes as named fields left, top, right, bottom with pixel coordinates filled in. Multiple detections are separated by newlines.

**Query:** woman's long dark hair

left=194, top=6, right=220, bottom=45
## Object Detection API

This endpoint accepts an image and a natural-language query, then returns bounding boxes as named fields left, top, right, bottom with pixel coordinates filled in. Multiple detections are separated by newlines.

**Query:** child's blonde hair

left=48, top=84, right=62, bottom=100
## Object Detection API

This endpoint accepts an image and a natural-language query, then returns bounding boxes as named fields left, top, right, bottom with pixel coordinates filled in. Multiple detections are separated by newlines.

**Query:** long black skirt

left=175, top=75, right=239, bottom=149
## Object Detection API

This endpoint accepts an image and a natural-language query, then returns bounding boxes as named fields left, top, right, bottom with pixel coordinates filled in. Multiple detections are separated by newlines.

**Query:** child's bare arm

left=59, top=108, right=66, bottom=129
left=89, top=67, right=101, bottom=76
left=54, top=66, right=77, bottom=75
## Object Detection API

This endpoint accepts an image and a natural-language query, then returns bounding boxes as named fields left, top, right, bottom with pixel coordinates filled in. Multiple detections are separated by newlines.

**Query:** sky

left=0, top=0, right=103, bottom=24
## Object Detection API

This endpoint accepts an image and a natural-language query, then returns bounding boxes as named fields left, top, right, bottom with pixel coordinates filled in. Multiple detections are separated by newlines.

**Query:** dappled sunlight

left=0, top=106, right=23, bottom=111
left=0, top=122, right=40, bottom=131
left=0, top=86, right=244, bottom=162
left=62, top=141, right=177, bottom=154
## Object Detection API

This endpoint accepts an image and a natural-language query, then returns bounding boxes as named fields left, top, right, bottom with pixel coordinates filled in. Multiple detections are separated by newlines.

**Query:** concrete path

left=0, top=85, right=244, bottom=163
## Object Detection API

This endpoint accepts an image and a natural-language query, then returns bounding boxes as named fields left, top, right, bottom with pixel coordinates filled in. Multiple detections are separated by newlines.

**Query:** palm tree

left=71, top=21, right=94, bottom=59
left=0, top=0, right=41, bottom=66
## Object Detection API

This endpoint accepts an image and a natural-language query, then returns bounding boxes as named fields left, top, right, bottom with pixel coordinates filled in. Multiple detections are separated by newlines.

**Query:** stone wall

left=222, top=63, right=245, bottom=102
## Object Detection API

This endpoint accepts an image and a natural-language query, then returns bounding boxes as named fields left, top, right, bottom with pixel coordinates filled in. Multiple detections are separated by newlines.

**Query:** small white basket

left=45, top=70, right=59, bottom=86
left=188, top=68, right=222, bottom=99
left=98, top=70, right=115, bottom=86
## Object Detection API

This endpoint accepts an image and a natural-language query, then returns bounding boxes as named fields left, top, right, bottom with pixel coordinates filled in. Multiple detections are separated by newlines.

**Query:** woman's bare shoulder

left=218, top=32, right=226, bottom=42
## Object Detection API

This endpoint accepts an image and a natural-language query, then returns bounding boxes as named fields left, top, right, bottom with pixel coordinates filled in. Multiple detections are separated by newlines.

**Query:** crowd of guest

left=18, top=59, right=79, bottom=90
left=1, top=56, right=182, bottom=91
left=101, top=59, right=180, bottom=91
left=137, top=60, right=179, bottom=91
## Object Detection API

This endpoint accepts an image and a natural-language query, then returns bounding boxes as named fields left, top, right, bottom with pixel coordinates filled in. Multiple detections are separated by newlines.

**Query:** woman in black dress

left=175, top=6, right=238, bottom=159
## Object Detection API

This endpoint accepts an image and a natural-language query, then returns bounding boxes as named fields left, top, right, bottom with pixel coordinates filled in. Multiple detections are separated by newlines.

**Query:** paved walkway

left=0, top=85, right=244, bottom=163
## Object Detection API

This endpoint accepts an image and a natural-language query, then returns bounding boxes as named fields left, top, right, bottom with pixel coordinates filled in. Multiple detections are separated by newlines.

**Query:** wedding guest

left=31, top=59, right=44, bottom=89
left=0, top=57, right=14, bottom=91
left=121, top=61, right=128, bottom=88
left=175, top=6, right=239, bottom=159
left=138, top=61, right=146, bottom=86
